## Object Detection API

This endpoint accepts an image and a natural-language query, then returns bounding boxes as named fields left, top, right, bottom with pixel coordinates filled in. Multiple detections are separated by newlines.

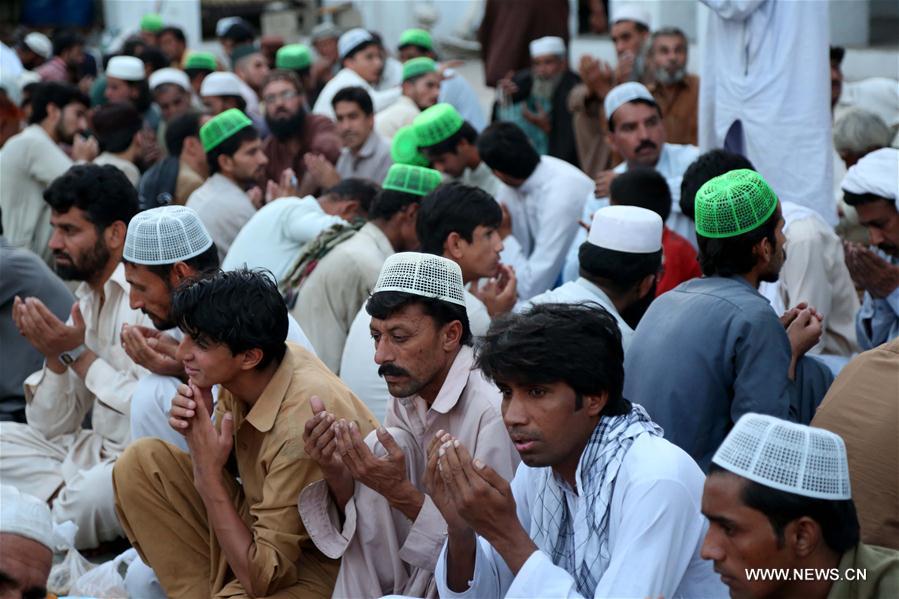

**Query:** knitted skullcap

left=276, top=44, right=312, bottom=71
left=399, top=28, right=433, bottom=50
left=382, top=163, right=442, bottom=196
left=374, top=252, right=466, bottom=306
left=141, top=13, right=164, bottom=33
left=200, top=108, right=253, bottom=152
left=391, top=126, right=429, bottom=167
left=184, top=51, right=217, bottom=71
left=402, top=57, right=437, bottom=82
left=124, top=206, right=214, bottom=265
left=413, top=103, right=464, bottom=148
left=694, top=169, right=778, bottom=238
left=0, top=485, right=54, bottom=550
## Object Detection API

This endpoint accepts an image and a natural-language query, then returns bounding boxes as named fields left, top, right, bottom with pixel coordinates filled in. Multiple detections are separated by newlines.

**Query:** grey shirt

left=335, top=131, right=392, bottom=185
left=623, top=276, right=796, bottom=469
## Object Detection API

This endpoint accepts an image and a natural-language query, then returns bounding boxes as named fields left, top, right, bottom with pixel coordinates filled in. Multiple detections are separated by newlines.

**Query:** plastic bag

left=68, top=548, right=137, bottom=598
left=46, top=522, right=95, bottom=596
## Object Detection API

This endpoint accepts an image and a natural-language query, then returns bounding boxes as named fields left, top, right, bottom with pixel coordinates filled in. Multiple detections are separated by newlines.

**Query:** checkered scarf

left=529, top=403, right=662, bottom=597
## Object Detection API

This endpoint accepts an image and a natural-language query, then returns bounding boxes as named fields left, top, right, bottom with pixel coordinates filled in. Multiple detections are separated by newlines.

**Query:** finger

left=220, top=412, right=234, bottom=442
left=169, top=404, right=196, bottom=419
left=442, top=439, right=473, bottom=493
left=376, top=426, right=403, bottom=460
left=169, top=415, right=191, bottom=430
left=71, top=302, right=85, bottom=328
left=310, top=395, right=326, bottom=415
left=471, top=458, right=508, bottom=493
left=192, top=384, right=214, bottom=417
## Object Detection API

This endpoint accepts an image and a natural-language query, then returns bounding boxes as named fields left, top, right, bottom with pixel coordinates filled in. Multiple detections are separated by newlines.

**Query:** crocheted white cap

left=338, top=28, right=374, bottom=60
left=200, top=71, right=243, bottom=97
left=24, top=32, right=52, bottom=59
left=124, top=205, right=214, bottom=265
left=373, top=252, right=466, bottom=307
left=712, top=413, right=852, bottom=500
left=588, top=205, right=662, bottom=253
left=604, top=81, right=655, bottom=122
left=0, top=485, right=54, bottom=550
left=149, top=67, right=190, bottom=91
left=106, top=55, right=146, bottom=81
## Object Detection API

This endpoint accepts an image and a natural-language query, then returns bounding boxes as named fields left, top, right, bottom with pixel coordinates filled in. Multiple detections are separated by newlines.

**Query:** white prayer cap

left=373, top=252, right=467, bottom=307
left=24, top=32, right=52, bottom=59
left=0, top=485, right=54, bottom=550
left=529, top=36, right=566, bottom=58
left=216, top=16, right=243, bottom=38
left=604, top=81, right=655, bottom=122
left=712, top=414, right=852, bottom=501
left=338, top=28, right=374, bottom=60
left=149, top=67, right=191, bottom=92
left=124, top=205, right=214, bottom=265
left=841, top=147, right=899, bottom=203
left=311, top=22, right=341, bottom=42
left=588, top=205, right=662, bottom=253
left=200, top=71, right=243, bottom=97
left=612, top=3, right=652, bottom=29
left=106, top=55, right=145, bottom=81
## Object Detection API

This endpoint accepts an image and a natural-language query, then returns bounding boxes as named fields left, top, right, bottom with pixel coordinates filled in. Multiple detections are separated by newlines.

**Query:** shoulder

left=617, top=433, right=705, bottom=498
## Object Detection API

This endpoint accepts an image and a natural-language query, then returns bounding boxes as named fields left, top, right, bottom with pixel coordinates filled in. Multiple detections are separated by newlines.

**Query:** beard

left=620, top=280, right=658, bottom=330
left=653, top=65, right=686, bottom=86
left=759, top=248, right=788, bottom=284
left=266, top=106, right=306, bottom=142
left=53, top=237, right=111, bottom=281
left=532, top=72, right=563, bottom=101
left=55, top=119, right=77, bottom=145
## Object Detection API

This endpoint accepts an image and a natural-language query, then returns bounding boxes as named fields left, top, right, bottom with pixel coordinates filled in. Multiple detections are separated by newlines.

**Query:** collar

left=208, top=172, right=246, bottom=195
left=75, top=262, right=129, bottom=301
left=574, top=277, right=619, bottom=315
left=397, top=345, right=475, bottom=415
left=355, top=130, right=382, bottom=159
left=359, top=221, right=396, bottom=255
left=244, top=343, right=297, bottom=432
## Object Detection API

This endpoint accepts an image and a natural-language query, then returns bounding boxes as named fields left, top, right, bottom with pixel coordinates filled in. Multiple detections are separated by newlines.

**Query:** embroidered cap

left=382, top=163, right=442, bottom=196
left=604, top=81, right=655, bottom=123
left=149, top=67, right=190, bottom=92
left=106, top=56, right=146, bottom=81
left=373, top=252, right=466, bottom=307
left=529, top=36, right=565, bottom=58
left=184, top=51, right=217, bottom=72
left=140, top=13, right=164, bottom=33
left=0, top=485, right=54, bottom=551
left=413, top=103, right=464, bottom=148
left=399, top=28, right=433, bottom=51
left=200, top=71, right=243, bottom=97
left=402, top=57, right=437, bottom=82
left=588, top=205, right=663, bottom=253
left=276, top=44, right=312, bottom=71
left=23, top=32, right=52, bottom=59
left=338, top=28, right=374, bottom=60
left=391, top=126, right=429, bottom=167
left=694, top=169, right=778, bottom=238
left=199, top=107, right=254, bottom=152
left=124, top=205, right=214, bottom=265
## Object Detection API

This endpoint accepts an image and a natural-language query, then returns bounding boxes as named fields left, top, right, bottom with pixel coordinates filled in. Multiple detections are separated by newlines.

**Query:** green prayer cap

left=276, top=44, right=312, bottom=71
left=141, top=13, right=164, bottom=33
left=200, top=108, right=253, bottom=152
left=231, top=44, right=260, bottom=65
left=184, top=51, right=217, bottom=71
left=694, top=169, right=779, bottom=239
left=402, top=57, right=437, bottom=82
left=382, top=164, right=442, bottom=196
left=413, top=103, right=464, bottom=148
left=399, top=28, right=433, bottom=51
left=391, top=126, right=429, bottom=167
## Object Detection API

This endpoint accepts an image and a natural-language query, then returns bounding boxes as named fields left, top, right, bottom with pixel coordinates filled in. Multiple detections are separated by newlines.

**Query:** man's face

left=19, top=48, right=42, bottom=70
left=370, top=302, right=456, bottom=399
left=531, top=54, right=565, bottom=80
left=650, top=34, right=687, bottom=85
left=426, top=148, right=466, bottom=178
left=609, top=102, right=665, bottom=167
left=262, top=79, right=304, bottom=140
left=48, top=208, right=111, bottom=281
left=225, top=138, right=268, bottom=185
left=456, top=225, right=503, bottom=280
left=855, top=199, right=899, bottom=256
left=155, top=85, right=191, bottom=122
left=55, top=101, right=89, bottom=144
left=831, top=61, right=843, bottom=109
left=314, top=37, right=339, bottom=63
left=159, top=32, right=185, bottom=63
left=176, top=333, right=244, bottom=388
left=701, top=472, right=797, bottom=599
left=759, top=208, right=787, bottom=283
left=0, top=533, right=52, bottom=599
left=105, top=77, right=137, bottom=105
left=61, top=44, right=84, bottom=68
left=236, top=53, right=270, bottom=91
left=611, top=20, right=647, bottom=59
left=398, top=45, right=428, bottom=62
left=124, top=262, right=176, bottom=330
left=202, top=95, right=230, bottom=115
left=345, top=45, right=383, bottom=85
left=497, top=380, right=600, bottom=468
left=334, top=100, right=373, bottom=152
left=405, top=72, right=441, bottom=110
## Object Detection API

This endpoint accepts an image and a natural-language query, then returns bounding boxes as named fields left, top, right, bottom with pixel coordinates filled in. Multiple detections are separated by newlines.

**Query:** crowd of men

left=1, top=2, right=898, bottom=598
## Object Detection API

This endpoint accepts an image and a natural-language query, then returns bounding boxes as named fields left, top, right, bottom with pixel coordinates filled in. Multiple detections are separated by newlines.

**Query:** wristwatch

left=59, top=344, right=88, bottom=366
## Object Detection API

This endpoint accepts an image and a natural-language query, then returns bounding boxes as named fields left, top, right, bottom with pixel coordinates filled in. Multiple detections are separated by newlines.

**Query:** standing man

left=114, top=269, right=378, bottom=598
left=646, top=27, right=698, bottom=146
left=477, top=122, right=593, bottom=300
left=0, top=82, right=96, bottom=264
left=374, top=57, right=440, bottom=142
left=1, top=164, right=149, bottom=549
left=300, top=252, right=519, bottom=597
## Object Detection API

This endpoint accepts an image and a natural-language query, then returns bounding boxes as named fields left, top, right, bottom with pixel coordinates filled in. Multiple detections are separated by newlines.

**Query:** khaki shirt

left=649, top=74, right=700, bottom=146
left=827, top=543, right=899, bottom=599
left=213, top=343, right=377, bottom=597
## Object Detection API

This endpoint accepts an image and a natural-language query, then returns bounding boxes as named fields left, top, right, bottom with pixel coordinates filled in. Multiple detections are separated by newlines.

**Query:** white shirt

left=457, top=161, right=502, bottom=199
left=312, top=68, right=401, bottom=121
left=497, top=156, right=593, bottom=300
left=439, top=69, right=487, bottom=132
left=435, top=434, right=726, bottom=599
left=524, top=278, right=634, bottom=352
left=699, top=0, right=834, bottom=224
left=186, top=173, right=256, bottom=263
left=93, top=152, right=140, bottom=188
left=562, top=143, right=699, bottom=283
left=374, top=95, right=420, bottom=142
left=222, top=196, right=345, bottom=284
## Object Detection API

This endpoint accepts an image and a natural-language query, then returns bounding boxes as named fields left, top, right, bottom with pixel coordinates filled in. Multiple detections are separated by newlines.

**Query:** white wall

left=102, top=0, right=201, bottom=48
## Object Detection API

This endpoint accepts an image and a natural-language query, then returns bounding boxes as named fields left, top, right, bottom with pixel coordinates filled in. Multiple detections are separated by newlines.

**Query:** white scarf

left=529, top=403, right=662, bottom=597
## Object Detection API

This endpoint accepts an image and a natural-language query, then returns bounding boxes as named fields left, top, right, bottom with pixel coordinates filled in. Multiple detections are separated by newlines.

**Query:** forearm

left=325, top=468, right=355, bottom=510
left=197, top=474, right=257, bottom=595
left=446, top=527, right=478, bottom=592
left=385, top=480, right=425, bottom=521
left=71, top=349, right=98, bottom=380
left=484, top=523, right=537, bottom=576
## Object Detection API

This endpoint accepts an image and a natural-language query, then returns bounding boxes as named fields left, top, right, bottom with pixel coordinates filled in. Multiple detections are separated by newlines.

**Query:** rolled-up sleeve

left=24, top=366, right=92, bottom=439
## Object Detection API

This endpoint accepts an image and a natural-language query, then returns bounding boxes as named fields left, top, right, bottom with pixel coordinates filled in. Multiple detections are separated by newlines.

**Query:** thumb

left=309, top=395, right=326, bottom=415
left=220, top=412, right=234, bottom=442
left=376, top=426, right=403, bottom=460
left=71, top=302, right=85, bottom=327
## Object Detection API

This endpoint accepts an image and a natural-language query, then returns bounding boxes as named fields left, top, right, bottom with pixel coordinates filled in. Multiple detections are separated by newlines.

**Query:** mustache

left=378, top=363, right=410, bottom=378
left=53, top=250, right=73, bottom=261
left=635, top=139, right=657, bottom=152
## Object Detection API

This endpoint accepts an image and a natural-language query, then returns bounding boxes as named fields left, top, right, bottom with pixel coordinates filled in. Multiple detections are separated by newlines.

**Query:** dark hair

left=343, top=40, right=378, bottom=63
left=610, top=167, right=672, bottom=222
left=52, top=30, right=84, bottom=57
left=843, top=191, right=896, bottom=207
left=830, top=46, right=845, bottom=66
left=680, top=150, right=755, bottom=219
left=91, top=102, right=142, bottom=153
left=159, top=26, right=186, bottom=44
left=215, top=94, right=247, bottom=112
left=608, top=98, right=661, bottom=132
left=416, top=183, right=502, bottom=255
left=122, top=38, right=146, bottom=58
left=222, top=22, right=256, bottom=45
left=185, top=66, right=213, bottom=77
left=263, top=69, right=303, bottom=94
left=477, top=302, right=629, bottom=415
left=366, top=290, right=472, bottom=346
left=697, top=208, right=779, bottom=277
left=324, top=177, right=380, bottom=215
left=164, top=111, right=201, bottom=156
left=28, top=81, right=89, bottom=124
left=139, top=46, right=170, bottom=73
left=476, top=122, right=540, bottom=180
left=332, top=85, right=373, bottom=116
left=43, top=164, right=139, bottom=230
left=171, top=268, right=288, bottom=369
left=206, top=124, right=259, bottom=174
left=124, top=241, right=220, bottom=282
left=708, top=464, right=860, bottom=554
left=368, top=189, right=422, bottom=221
left=578, top=243, right=662, bottom=295
left=420, top=121, right=478, bottom=157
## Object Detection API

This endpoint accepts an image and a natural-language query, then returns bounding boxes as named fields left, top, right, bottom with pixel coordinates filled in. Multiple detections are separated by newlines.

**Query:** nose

left=869, top=227, right=885, bottom=246
left=700, top=528, right=724, bottom=562
left=129, top=289, right=142, bottom=311
left=175, top=337, right=191, bottom=362
left=373, top=337, right=394, bottom=366
left=48, top=228, right=64, bottom=250
left=502, top=395, right=528, bottom=428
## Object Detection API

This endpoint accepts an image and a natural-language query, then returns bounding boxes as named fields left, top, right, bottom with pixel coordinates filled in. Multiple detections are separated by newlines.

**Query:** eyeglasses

left=263, top=90, right=300, bottom=104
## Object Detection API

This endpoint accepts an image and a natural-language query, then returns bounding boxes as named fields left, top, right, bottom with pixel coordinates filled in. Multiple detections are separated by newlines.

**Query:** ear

left=105, top=221, right=127, bottom=251
left=583, top=391, right=609, bottom=417
left=444, top=231, right=465, bottom=260
left=169, top=261, right=194, bottom=286
left=606, top=130, right=618, bottom=153
left=789, top=517, right=824, bottom=559
left=404, top=202, right=420, bottom=221
left=337, top=199, right=361, bottom=220
left=440, top=319, right=463, bottom=351
left=239, top=347, right=264, bottom=371
left=218, top=153, right=233, bottom=175
left=755, top=236, right=773, bottom=266
left=636, top=272, right=656, bottom=299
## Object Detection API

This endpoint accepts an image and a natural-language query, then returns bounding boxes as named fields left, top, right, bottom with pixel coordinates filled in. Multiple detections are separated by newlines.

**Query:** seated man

left=415, top=103, right=501, bottom=197
left=340, top=183, right=515, bottom=419
left=1, top=164, right=149, bottom=549
left=374, top=57, right=440, bottom=141
left=842, top=148, right=899, bottom=349
left=478, top=122, right=593, bottom=299
left=299, top=252, right=519, bottom=598
left=432, top=302, right=724, bottom=598
left=624, top=169, right=833, bottom=469
left=0, top=485, right=55, bottom=598
left=525, top=205, right=662, bottom=348
left=91, top=102, right=144, bottom=187
left=114, top=269, right=377, bottom=598
left=138, top=111, right=208, bottom=209
left=703, top=413, right=899, bottom=598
